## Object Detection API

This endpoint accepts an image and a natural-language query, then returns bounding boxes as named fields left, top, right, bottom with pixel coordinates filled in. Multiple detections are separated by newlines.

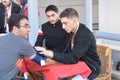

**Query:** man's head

left=59, top=8, right=79, bottom=33
left=8, top=14, right=30, bottom=39
left=1, top=0, right=12, bottom=7
left=45, top=5, right=59, bottom=24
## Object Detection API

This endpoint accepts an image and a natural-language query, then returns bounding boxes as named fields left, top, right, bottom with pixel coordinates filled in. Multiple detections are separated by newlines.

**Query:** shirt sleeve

left=20, top=40, right=36, bottom=58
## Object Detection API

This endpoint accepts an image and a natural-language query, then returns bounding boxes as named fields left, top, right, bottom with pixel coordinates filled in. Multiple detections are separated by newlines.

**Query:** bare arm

left=45, top=58, right=60, bottom=65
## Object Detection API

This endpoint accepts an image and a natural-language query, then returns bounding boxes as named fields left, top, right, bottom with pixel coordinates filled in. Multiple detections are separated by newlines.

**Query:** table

left=20, top=57, right=91, bottom=80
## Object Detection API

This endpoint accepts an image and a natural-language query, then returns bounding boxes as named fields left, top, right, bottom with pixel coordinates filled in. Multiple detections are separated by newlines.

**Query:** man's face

left=1, top=0, right=11, bottom=7
left=17, top=19, right=30, bottom=39
left=46, top=11, right=59, bottom=24
left=61, top=17, right=75, bottom=33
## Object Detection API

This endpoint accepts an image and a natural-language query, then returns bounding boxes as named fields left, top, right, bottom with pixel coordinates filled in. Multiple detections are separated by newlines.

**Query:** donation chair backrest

left=96, top=45, right=112, bottom=80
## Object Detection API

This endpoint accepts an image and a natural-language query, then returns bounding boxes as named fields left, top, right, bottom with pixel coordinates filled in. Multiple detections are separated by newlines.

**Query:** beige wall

left=99, top=0, right=120, bottom=34
left=38, top=0, right=98, bottom=25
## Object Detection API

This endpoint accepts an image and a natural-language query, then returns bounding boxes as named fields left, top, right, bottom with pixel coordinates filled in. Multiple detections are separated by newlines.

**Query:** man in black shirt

left=38, top=8, right=101, bottom=80
left=35, top=5, right=70, bottom=53
left=35, top=5, right=70, bottom=80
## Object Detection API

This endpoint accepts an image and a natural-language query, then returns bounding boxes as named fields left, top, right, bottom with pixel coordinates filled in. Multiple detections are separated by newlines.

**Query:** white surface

left=99, top=0, right=120, bottom=34
left=71, top=74, right=88, bottom=80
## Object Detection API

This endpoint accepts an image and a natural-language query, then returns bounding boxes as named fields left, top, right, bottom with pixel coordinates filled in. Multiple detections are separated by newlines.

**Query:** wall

left=99, top=0, right=120, bottom=34
left=38, top=0, right=98, bottom=26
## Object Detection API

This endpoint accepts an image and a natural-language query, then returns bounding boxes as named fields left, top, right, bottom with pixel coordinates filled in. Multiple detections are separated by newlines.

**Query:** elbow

left=71, top=59, right=79, bottom=64
left=70, top=55, right=79, bottom=64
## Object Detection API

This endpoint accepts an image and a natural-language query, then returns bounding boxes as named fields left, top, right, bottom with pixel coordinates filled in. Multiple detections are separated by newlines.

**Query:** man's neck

left=72, top=22, right=79, bottom=34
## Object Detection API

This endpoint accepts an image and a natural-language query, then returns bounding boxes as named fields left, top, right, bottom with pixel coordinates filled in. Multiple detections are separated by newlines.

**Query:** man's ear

left=12, top=26, right=19, bottom=32
left=73, top=18, right=77, bottom=23
left=13, top=26, right=17, bottom=30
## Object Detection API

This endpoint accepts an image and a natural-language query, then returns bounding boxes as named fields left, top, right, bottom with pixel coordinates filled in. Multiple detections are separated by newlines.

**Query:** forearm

left=45, top=58, right=60, bottom=65
left=29, top=54, right=36, bottom=59
left=53, top=52, right=78, bottom=64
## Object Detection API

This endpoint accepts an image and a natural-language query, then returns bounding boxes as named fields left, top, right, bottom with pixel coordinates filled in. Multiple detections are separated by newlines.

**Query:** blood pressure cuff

left=32, top=51, right=46, bottom=65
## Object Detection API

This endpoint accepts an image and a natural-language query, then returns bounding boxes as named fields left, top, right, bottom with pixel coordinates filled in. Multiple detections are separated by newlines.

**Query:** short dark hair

left=8, top=14, right=28, bottom=32
left=45, top=5, right=58, bottom=13
left=59, top=8, right=79, bottom=19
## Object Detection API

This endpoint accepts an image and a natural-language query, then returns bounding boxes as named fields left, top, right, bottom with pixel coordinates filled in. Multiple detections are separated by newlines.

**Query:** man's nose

left=50, top=17, right=54, bottom=20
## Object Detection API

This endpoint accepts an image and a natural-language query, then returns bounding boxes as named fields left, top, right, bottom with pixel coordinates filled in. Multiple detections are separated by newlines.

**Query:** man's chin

left=24, top=36, right=28, bottom=39
left=65, top=30, right=70, bottom=33
left=50, top=22, right=56, bottom=24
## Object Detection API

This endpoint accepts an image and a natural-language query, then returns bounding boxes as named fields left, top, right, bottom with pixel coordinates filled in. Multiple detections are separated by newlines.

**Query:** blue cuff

left=32, top=51, right=46, bottom=65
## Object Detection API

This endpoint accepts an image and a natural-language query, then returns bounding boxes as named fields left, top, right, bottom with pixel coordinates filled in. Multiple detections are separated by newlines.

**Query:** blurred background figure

left=0, top=0, right=21, bottom=33
left=15, top=0, right=22, bottom=7
left=19, top=0, right=40, bottom=17
left=19, top=0, right=27, bottom=16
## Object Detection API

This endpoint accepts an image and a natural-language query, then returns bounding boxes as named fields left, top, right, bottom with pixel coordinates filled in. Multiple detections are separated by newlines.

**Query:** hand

left=34, top=46, right=46, bottom=51
left=40, top=49, right=54, bottom=58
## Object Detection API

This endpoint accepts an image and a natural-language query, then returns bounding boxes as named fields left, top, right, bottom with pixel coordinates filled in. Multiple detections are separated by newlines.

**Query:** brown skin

left=46, top=10, right=59, bottom=25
